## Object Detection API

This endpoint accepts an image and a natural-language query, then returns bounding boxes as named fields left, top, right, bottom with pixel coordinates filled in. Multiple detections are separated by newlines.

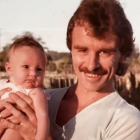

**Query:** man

left=47, top=0, right=140, bottom=139
left=0, top=0, right=140, bottom=140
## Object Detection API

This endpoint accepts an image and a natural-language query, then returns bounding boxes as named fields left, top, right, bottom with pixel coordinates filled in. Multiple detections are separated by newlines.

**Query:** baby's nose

left=29, top=69, right=37, bottom=76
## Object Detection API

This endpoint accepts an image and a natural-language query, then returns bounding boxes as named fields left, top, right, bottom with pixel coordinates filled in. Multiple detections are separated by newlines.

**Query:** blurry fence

left=115, top=71, right=140, bottom=110
left=50, top=77, right=77, bottom=88
left=0, top=71, right=140, bottom=110
left=0, top=71, right=77, bottom=88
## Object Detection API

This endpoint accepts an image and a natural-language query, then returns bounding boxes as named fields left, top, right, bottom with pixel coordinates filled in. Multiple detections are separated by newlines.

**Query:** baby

left=0, top=35, right=49, bottom=140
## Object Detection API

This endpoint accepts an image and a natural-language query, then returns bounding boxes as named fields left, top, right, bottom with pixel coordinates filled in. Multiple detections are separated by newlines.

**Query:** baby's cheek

left=37, top=78, right=44, bottom=86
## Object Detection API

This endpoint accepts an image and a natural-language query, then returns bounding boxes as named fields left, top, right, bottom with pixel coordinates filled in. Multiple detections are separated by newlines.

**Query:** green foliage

left=0, top=31, right=72, bottom=72
left=131, top=56, right=140, bottom=66
left=55, top=57, right=72, bottom=73
left=58, top=62, right=65, bottom=71
left=0, top=32, right=49, bottom=71
left=115, top=72, right=140, bottom=110
left=0, top=44, right=10, bottom=71
left=47, top=51, right=70, bottom=61
left=46, top=62, right=57, bottom=72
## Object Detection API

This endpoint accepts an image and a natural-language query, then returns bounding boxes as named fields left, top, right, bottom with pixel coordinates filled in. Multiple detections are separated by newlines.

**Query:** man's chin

left=82, top=82, right=104, bottom=92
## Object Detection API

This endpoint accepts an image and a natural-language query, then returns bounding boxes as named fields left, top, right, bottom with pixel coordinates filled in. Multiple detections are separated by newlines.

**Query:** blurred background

left=0, top=0, right=140, bottom=110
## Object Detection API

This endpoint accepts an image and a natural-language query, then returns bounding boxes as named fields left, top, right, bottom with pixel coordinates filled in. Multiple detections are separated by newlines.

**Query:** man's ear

left=119, top=54, right=127, bottom=62
left=116, top=55, right=128, bottom=76
left=5, top=62, right=13, bottom=75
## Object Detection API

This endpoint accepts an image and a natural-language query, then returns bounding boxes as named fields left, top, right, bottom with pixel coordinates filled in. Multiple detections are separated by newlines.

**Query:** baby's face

left=6, top=46, right=47, bottom=89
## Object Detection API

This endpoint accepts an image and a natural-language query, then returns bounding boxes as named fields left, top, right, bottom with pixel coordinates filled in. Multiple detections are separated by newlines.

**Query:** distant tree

left=47, top=51, right=70, bottom=61
left=58, top=62, right=65, bottom=71
left=46, top=62, right=56, bottom=72
left=0, top=32, right=50, bottom=71
left=12, top=31, right=49, bottom=51
left=0, top=44, right=11, bottom=71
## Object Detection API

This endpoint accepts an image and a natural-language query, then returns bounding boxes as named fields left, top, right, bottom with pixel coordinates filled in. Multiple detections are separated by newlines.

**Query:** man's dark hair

left=66, top=0, right=135, bottom=76
left=7, top=34, right=45, bottom=61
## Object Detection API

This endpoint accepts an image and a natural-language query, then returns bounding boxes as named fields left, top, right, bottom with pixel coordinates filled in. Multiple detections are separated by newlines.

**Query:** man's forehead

left=73, top=25, right=117, bottom=41
left=72, top=26, right=118, bottom=48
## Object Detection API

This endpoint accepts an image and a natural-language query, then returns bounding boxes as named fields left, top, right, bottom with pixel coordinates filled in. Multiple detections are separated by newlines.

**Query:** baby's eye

left=23, top=65, right=29, bottom=69
left=37, top=68, right=43, bottom=71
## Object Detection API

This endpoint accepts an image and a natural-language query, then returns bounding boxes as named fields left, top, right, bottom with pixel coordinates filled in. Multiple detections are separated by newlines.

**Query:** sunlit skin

left=56, top=25, right=122, bottom=127
left=5, top=46, right=46, bottom=89
left=71, top=26, right=121, bottom=95
left=1, top=46, right=47, bottom=140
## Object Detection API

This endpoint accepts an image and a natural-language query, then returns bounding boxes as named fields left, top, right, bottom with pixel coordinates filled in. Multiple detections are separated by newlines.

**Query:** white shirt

left=0, top=79, right=32, bottom=99
left=47, top=87, right=140, bottom=140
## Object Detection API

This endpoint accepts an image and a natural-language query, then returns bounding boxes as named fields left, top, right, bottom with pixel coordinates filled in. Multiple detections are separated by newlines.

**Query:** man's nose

left=86, top=53, right=100, bottom=71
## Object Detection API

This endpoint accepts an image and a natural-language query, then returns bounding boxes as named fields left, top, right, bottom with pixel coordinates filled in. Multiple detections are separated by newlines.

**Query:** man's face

left=71, top=26, right=121, bottom=93
left=6, top=46, right=46, bottom=89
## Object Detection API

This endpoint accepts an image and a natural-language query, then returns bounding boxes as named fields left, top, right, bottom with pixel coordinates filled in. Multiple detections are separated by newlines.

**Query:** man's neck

left=66, top=82, right=115, bottom=105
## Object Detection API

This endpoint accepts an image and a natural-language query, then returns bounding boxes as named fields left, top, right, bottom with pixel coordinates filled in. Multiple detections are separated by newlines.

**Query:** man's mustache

left=79, top=66, right=108, bottom=75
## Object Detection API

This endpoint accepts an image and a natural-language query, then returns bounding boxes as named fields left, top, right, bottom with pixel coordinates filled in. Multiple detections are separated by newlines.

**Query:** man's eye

left=23, top=65, right=29, bottom=69
left=78, top=49, right=87, bottom=52
left=100, top=51, right=112, bottom=56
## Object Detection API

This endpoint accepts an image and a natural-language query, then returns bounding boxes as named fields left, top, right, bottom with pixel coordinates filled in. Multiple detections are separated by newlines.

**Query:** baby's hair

left=6, top=34, right=46, bottom=62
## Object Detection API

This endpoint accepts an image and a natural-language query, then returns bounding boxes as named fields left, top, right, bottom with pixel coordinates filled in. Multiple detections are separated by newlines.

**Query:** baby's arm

left=29, top=88, right=50, bottom=140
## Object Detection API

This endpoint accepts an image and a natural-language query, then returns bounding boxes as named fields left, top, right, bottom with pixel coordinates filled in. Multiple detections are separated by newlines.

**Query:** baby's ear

left=5, top=62, right=13, bottom=75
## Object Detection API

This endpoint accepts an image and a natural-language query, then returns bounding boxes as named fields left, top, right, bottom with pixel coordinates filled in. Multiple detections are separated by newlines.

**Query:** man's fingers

left=0, top=100, right=6, bottom=111
left=0, top=108, right=12, bottom=119
left=0, top=108, right=21, bottom=124
left=0, top=88, right=11, bottom=98
left=2, top=101, right=27, bottom=123
left=9, top=93, right=37, bottom=127
left=15, top=91, right=34, bottom=109
left=0, top=123, right=7, bottom=137
left=6, top=116, right=21, bottom=124
left=1, top=119, right=19, bottom=130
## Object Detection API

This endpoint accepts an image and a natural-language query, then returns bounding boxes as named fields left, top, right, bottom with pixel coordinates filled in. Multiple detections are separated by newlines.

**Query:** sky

left=0, top=0, right=140, bottom=52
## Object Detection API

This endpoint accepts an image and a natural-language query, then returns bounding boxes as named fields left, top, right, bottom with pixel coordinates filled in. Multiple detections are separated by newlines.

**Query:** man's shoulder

left=103, top=92, right=140, bottom=139
left=47, top=87, right=69, bottom=115
left=106, top=91, right=140, bottom=124
left=113, top=92, right=140, bottom=118
left=106, top=104, right=140, bottom=139
left=117, top=103, right=140, bottom=121
left=112, top=93, right=140, bottom=130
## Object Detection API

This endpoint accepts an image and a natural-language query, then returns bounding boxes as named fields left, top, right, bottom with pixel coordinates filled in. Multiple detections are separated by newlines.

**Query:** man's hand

left=0, top=88, right=12, bottom=137
left=0, top=92, right=37, bottom=140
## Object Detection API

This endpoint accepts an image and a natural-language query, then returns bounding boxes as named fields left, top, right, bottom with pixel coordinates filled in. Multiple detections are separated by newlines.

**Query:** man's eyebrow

left=73, top=45, right=117, bottom=52
left=99, top=47, right=117, bottom=52
left=73, top=45, right=87, bottom=49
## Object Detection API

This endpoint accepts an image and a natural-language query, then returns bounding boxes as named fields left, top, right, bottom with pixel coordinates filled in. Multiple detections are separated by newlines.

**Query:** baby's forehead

left=8, top=46, right=47, bottom=63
